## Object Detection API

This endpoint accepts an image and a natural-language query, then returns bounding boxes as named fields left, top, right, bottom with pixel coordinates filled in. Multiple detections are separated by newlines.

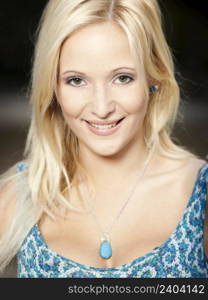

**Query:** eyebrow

left=61, top=67, right=136, bottom=76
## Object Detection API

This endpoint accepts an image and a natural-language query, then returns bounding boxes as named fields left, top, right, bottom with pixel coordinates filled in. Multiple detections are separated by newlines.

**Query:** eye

left=115, top=74, right=134, bottom=85
left=64, top=74, right=134, bottom=87
left=65, top=76, right=84, bottom=87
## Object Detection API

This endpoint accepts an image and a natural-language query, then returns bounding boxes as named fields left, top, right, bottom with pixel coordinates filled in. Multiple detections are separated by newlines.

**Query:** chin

left=91, top=143, right=126, bottom=158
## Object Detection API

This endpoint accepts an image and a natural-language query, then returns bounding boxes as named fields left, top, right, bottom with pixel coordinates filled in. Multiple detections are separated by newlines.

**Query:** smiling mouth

left=85, top=117, right=125, bottom=126
left=82, top=116, right=127, bottom=136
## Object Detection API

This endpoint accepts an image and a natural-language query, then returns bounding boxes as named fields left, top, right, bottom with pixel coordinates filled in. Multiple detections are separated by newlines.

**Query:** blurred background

left=0, top=0, right=207, bottom=277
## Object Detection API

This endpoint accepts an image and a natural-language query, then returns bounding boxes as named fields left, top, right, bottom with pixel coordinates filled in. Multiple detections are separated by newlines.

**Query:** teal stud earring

left=149, top=85, right=159, bottom=93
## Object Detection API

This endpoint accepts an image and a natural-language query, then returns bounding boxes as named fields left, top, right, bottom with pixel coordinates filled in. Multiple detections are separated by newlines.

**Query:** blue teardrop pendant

left=99, top=240, right=112, bottom=259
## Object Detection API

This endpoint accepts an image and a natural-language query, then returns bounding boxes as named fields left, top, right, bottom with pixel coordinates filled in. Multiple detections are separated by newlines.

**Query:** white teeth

left=89, top=122, right=117, bottom=129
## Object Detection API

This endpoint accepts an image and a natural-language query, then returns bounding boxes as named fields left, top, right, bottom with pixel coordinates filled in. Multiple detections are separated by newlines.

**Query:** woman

left=0, top=0, right=207, bottom=278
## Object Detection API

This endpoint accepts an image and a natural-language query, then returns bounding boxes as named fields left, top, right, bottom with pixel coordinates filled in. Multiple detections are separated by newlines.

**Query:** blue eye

left=65, top=74, right=134, bottom=87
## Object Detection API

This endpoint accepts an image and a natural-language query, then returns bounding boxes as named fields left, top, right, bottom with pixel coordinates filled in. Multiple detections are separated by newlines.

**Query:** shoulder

left=178, top=157, right=207, bottom=190
left=177, top=157, right=207, bottom=200
left=188, top=157, right=208, bottom=187
left=150, top=155, right=207, bottom=200
left=186, top=157, right=207, bottom=177
left=150, top=153, right=207, bottom=180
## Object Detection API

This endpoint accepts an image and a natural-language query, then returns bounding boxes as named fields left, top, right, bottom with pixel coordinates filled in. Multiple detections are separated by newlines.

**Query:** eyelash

left=64, top=74, right=134, bottom=87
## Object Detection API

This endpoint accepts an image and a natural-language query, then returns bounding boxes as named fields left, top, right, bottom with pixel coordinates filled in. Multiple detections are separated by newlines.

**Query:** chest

left=38, top=167, right=208, bottom=269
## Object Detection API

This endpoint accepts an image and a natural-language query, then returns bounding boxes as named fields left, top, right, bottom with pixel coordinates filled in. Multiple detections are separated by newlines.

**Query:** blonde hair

left=0, top=0, right=200, bottom=274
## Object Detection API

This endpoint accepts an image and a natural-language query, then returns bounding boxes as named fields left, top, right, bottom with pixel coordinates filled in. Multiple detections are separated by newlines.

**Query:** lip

left=84, top=117, right=126, bottom=136
left=85, top=118, right=124, bottom=125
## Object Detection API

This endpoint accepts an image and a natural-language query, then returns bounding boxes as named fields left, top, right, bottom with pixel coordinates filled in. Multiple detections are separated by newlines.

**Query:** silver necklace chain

left=84, top=144, right=156, bottom=242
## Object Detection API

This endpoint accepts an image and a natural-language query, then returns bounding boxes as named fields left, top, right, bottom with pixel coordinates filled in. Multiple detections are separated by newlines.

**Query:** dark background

left=0, top=0, right=207, bottom=277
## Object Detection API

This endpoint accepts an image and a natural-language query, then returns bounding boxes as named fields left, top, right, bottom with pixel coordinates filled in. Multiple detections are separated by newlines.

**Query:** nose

left=90, top=85, right=116, bottom=118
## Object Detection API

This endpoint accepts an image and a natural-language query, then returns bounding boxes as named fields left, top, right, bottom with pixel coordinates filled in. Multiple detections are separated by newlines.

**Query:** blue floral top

left=17, top=162, right=208, bottom=278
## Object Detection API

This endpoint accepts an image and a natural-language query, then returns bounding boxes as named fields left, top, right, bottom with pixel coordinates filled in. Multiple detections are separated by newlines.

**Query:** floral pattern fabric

left=17, top=162, right=208, bottom=278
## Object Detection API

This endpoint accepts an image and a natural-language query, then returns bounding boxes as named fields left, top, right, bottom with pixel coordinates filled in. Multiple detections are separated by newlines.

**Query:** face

left=57, top=22, right=149, bottom=158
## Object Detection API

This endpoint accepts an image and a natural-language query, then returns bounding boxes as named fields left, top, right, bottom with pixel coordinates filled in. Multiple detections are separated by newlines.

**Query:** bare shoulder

left=174, top=156, right=207, bottom=187
left=0, top=179, right=17, bottom=238
left=185, top=157, right=207, bottom=174
left=149, top=152, right=207, bottom=179
left=149, top=154, right=207, bottom=202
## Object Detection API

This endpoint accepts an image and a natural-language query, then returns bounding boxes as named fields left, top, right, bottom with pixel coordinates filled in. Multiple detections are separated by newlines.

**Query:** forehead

left=59, top=22, right=136, bottom=71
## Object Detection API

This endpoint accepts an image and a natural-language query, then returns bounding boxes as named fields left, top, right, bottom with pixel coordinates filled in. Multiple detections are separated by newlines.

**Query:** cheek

left=57, top=87, right=84, bottom=118
left=120, top=87, right=148, bottom=115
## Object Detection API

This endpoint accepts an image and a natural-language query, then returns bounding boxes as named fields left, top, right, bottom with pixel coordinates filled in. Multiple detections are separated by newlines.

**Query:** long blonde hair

left=0, top=0, right=200, bottom=274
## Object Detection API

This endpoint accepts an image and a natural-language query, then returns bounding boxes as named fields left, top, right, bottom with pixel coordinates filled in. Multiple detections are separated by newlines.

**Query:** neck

left=77, top=136, right=154, bottom=190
